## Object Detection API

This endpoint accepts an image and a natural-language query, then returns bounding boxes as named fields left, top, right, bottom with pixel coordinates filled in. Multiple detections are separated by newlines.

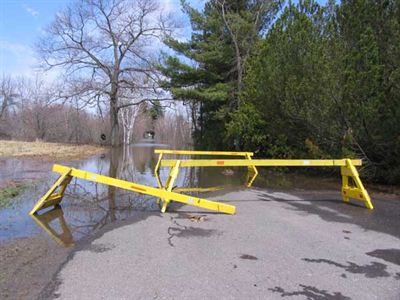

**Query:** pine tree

left=160, top=0, right=280, bottom=149
left=336, top=0, right=400, bottom=183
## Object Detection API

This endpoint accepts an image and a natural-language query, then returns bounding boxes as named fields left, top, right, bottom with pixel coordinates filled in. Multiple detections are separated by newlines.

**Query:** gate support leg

left=341, top=159, right=373, bottom=209
left=29, top=169, right=72, bottom=215
left=154, top=152, right=163, bottom=189
left=246, top=153, right=258, bottom=187
left=154, top=153, right=164, bottom=205
left=160, top=160, right=181, bottom=213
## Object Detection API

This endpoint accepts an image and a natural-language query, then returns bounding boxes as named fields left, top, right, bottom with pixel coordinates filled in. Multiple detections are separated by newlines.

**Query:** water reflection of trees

left=33, top=147, right=163, bottom=245
left=32, top=146, right=245, bottom=246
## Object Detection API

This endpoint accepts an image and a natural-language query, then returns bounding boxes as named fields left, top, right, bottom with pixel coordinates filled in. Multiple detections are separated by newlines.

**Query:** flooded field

left=0, top=144, right=249, bottom=246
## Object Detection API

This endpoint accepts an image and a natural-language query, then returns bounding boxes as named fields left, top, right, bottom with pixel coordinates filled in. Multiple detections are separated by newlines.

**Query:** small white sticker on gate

left=303, top=160, right=310, bottom=165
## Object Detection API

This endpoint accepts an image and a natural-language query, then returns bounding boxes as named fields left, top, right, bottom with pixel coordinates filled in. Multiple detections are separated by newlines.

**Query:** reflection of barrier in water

left=30, top=207, right=74, bottom=247
left=30, top=164, right=235, bottom=216
left=155, top=149, right=373, bottom=210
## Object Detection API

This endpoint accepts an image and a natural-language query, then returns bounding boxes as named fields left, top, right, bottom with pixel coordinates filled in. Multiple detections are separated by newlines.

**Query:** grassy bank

left=0, top=181, right=31, bottom=208
left=0, top=140, right=107, bottom=160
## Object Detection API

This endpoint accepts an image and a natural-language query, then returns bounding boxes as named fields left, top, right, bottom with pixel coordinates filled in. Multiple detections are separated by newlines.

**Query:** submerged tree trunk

left=110, top=94, right=120, bottom=146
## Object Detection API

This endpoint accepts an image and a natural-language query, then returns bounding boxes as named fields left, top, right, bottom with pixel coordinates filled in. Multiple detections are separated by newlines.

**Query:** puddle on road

left=0, top=144, right=247, bottom=246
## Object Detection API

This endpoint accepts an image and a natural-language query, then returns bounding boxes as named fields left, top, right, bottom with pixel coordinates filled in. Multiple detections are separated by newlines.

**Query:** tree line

left=1, top=0, right=398, bottom=183
left=0, top=74, right=190, bottom=146
left=160, top=0, right=400, bottom=184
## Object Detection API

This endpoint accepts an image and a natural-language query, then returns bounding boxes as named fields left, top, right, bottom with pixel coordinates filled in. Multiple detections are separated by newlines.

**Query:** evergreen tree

left=160, top=0, right=280, bottom=149
left=241, top=0, right=336, bottom=157
left=161, top=0, right=400, bottom=183
left=336, top=0, right=400, bottom=183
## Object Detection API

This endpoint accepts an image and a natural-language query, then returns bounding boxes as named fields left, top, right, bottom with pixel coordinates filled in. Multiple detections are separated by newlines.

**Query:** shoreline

left=0, top=140, right=107, bottom=160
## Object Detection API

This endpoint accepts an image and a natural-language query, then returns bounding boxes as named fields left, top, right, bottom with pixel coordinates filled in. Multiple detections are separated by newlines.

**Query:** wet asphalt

left=39, top=188, right=400, bottom=300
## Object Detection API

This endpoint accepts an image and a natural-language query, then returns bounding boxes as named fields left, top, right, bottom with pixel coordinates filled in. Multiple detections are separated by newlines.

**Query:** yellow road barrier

left=155, top=151, right=373, bottom=210
left=160, top=159, right=362, bottom=167
left=154, top=150, right=258, bottom=212
left=29, top=164, right=236, bottom=216
left=154, top=149, right=257, bottom=188
left=154, top=149, right=254, bottom=156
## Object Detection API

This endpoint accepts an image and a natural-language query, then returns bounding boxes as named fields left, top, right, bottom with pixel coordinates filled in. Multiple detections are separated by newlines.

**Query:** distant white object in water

left=143, top=130, right=155, bottom=140
left=222, top=169, right=234, bottom=176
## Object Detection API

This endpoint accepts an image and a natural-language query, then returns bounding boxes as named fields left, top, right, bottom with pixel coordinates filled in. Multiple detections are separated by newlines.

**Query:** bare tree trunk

left=107, top=147, right=119, bottom=222
left=0, top=96, right=8, bottom=119
left=110, top=94, right=120, bottom=146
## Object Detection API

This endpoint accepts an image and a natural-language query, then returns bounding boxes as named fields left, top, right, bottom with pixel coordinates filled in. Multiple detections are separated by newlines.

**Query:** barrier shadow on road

left=256, top=191, right=400, bottom=240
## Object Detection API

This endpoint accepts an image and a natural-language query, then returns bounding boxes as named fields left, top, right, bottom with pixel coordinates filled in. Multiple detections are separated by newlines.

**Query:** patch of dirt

left=188, top=214, right=209, bottom=223
left=0, top=236, right=71, bottom=300
left=240, top=254, right=258, bottom=260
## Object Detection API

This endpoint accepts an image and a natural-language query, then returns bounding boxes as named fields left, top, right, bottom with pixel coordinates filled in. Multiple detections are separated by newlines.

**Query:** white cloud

left=161, top=0, right=175, bottom=13
left=0, top=40, right=37, bottom=77
left=0, top=40, right=31, bottom=55
left=0, top=40, right=61, bottom=82
left=37, top=26, right=46, bottom=35
left=24, top=5, right=39, bottom=17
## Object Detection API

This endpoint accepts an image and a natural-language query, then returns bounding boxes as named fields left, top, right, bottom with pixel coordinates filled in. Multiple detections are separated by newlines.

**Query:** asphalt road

left=40, top=188, right=400, bottom=300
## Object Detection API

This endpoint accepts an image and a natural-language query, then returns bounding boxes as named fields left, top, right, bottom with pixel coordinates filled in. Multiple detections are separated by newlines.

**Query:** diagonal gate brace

left=341, top=159, right=373, bottom=209
left=29, top=169, right=72, bottom=215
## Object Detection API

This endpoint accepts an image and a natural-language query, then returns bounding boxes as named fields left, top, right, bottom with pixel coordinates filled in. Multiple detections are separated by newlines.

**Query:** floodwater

left=0, top=144, right=249, bottom=246
left=1, top=144, right=390, bottom=247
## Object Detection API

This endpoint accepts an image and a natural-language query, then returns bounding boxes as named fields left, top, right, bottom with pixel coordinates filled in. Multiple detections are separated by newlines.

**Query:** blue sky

left=0, top=0, right=189, bottom=78
left=0, top=0, right=70, bottom=77
left=0, top=0, right=328, bottom=79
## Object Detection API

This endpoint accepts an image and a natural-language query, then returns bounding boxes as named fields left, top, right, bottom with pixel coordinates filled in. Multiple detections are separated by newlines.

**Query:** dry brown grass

left=0, top=140, right=107, bottom=160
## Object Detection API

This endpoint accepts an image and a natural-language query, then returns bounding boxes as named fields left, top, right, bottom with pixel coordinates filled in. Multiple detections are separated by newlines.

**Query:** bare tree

left=36, top=0, right=173, bottom=146
left=119, top=103, right=140, bottom=145
left=0, top=73, right=106, bottom=144
left=0, top=74, right=18, bottom=119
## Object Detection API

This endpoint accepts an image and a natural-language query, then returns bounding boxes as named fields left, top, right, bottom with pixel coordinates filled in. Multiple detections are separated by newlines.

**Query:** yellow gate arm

left=154, top=149, right=254, bottom=156
left=160, top=159, right=362, bottom=167
left=30, top=164, right=235, bottom=215
left=159, top=158, right=372, bottom=210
